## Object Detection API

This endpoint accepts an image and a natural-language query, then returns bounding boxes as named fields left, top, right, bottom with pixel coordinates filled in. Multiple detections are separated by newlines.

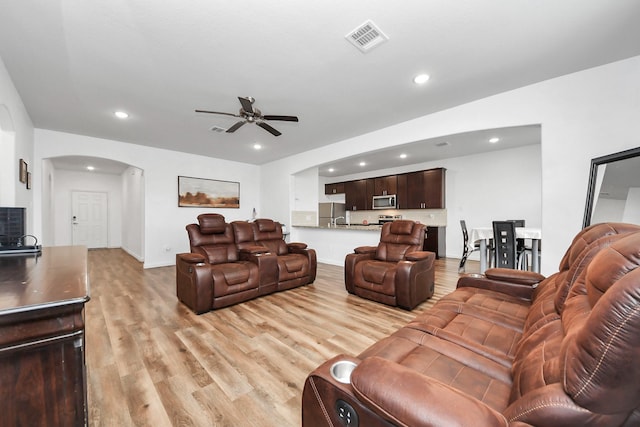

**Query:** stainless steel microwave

left=372, top=195, right=397, bottom=209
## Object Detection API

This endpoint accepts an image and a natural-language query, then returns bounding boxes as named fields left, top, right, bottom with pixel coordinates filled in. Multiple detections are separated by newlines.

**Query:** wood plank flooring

left=86, top=249, right=478, bottom=426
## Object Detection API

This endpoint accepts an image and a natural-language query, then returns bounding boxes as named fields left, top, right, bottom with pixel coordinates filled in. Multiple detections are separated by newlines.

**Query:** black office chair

left=493, top=221, right=517, bottom=269
left=459, top=220, right=481, bottom=273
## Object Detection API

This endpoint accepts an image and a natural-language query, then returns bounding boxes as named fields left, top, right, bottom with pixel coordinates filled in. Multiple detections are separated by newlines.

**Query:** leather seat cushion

left=210, top=261, right=259, bottom=295
left=276, top=254, right=309, bottom=281
left=355, top=260, right=397, bottom=296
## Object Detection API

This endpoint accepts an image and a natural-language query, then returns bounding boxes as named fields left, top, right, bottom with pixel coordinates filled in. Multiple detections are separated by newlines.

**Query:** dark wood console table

left=0, top=246, right=90, bottom=426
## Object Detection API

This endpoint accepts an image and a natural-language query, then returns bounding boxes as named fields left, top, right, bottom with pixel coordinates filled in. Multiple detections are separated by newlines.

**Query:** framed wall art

left=19, top=159, right=27, bottom=183
left=178, top=176, right=240, bottom=208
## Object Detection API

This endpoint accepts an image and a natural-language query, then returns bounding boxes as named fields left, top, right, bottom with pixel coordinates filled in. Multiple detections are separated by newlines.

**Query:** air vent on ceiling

left=210, top=126, right=227, bottom=133
left=435, top=141, right=450, bottom=147
left=345, top=20, right=389, bottom=53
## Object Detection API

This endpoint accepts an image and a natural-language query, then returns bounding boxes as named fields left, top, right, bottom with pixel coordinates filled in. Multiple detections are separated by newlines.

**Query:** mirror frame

left=583, top=146, right=640, bottom=228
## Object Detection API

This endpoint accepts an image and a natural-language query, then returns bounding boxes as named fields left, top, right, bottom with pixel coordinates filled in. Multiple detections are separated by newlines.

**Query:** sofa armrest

left=351, top=357, right=508, bottom=427
left=344, top=252, right=376, bottom=294
left=239, top=245, right=270, bottom=255
left=177, top=252, right=206, bottom=264
left=287, top=242, right=307, bottom=250
left=354, top=245, right=377, bottom=254
left=457, top=269, right=544, bottom=300
left=405, top=250, right=433, bottom=261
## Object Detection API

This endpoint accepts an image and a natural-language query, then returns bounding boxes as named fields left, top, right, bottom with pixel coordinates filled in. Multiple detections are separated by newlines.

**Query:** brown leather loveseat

left=176, top=214, right=316, bottom=314
left=302, top=222, right=640, bottom=426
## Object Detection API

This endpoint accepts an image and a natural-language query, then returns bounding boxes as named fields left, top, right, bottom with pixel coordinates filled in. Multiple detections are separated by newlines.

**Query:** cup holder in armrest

left=330, top=360, right=358, bottom=384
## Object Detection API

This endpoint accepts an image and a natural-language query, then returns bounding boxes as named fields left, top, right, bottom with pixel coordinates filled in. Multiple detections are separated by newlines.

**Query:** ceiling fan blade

left=238, top=97, right=255, bottom=114
left=257, top=121, right=282, bottom=136
left=226, top=121, right=246, bottom=133
left=195, top=109, right=240, bottom=117
left=262, top=115, right=299, bottom=122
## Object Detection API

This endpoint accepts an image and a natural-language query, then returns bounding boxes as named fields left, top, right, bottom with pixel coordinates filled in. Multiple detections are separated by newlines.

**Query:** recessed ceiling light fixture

left=253, top=143, right=262, bottom=150
left=359, top=161, right=366, bottom=167
left=114, top=111, right=129, bottom=119
left=86, top=166, right=95, bottom=171
left=413, top=73, right=430, bottom=84
left=328, top=168, right=335, bottom=173
left=399, top=153, right=407, bottom=159
left=489, top=137, right=500, bottom=143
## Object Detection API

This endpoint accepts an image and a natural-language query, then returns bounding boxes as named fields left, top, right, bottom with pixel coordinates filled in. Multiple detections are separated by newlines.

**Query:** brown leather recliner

left=176, top=214, right=261, bottom=314
left=233, top=218, right=317, bottom=292
left=345, top=220, right=435, bottom=310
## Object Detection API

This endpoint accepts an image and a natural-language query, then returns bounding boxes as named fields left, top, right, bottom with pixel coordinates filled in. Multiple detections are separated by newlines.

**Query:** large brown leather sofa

left=176, top=214, right=316, bottom=314
left=302, top=222, right=640, bottom=426
left=345, top=220, right=435, bottom=310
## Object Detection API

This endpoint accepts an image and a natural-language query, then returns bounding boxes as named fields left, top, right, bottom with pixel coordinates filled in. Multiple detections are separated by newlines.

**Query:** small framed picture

left=19, top=159, right=27, bottom=183
left=26, top=172, right=32, bottom=190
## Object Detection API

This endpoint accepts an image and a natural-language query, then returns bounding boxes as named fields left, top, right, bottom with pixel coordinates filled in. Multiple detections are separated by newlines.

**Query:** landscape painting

left=178, top=176, right=240, bottom=208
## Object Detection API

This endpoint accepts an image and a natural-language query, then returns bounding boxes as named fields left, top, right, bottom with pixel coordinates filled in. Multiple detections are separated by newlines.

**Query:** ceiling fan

left=196, top=96, right=299, bottom=136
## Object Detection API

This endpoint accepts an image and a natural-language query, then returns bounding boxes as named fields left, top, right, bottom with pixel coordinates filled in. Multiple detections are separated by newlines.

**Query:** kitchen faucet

left=332, top=216, right=345, bottom=226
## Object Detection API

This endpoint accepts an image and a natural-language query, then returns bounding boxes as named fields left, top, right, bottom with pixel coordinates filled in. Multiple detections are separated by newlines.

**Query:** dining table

left=470, top=226, right=542, bottom=274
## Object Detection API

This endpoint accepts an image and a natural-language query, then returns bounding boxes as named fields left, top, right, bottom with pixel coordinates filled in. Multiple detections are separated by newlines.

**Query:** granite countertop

left=294, top=224, right=382, bottom=231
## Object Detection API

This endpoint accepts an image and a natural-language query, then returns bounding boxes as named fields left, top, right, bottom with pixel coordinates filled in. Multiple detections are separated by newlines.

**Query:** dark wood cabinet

left=401, top=168, right=446, bottom=209
left=424, top=226, right=446, bottom=259
left=324, top=182, right=345, bottom=195
left=373, top=175, right=397, bottom=196
left=345, top=179, right=369, bottom=211
left=0, top=246, right=90, bottom=427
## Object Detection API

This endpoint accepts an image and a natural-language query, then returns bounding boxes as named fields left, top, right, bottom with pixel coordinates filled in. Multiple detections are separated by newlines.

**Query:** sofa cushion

left=255, top=218, right=277, bottom=232
left=198, top=213, right=227, bottom=234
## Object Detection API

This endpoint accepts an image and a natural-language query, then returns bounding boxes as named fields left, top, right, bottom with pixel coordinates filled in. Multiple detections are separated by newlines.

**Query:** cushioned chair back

left=493, top=221, right=517, bottom=269
left=186, top=214, right=238, bottom=264
left=252, top=219, right=288, bottom=255
left=375, top=220, right=426, bottom=262
left=560, top=231, right=640, bottom=416
left=231, top=220, right=257, bottom=250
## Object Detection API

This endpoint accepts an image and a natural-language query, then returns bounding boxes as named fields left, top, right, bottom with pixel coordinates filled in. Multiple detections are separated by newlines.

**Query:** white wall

left=623, top=188, right=640, bottom=224
left=0, top=57, right=35, bottom=231
left=261, top=56, right=640, bottom=275
left=52, top=169, right=123, bottom=248
left=122, top=166, right=145, bottom=261
left=34, top=129, right=261, bottom=268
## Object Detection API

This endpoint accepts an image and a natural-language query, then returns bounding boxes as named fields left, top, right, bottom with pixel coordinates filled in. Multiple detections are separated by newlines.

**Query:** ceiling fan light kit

left=196, top=96, right=298, bottom=136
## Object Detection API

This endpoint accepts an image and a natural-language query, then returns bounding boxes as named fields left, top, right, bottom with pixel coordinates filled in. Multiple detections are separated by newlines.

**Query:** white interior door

left=72, top=191, right=108, bottom=248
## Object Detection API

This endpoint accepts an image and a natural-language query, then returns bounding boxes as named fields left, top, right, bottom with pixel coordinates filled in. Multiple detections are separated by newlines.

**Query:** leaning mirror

left=583, top=147, right=640, bottom=228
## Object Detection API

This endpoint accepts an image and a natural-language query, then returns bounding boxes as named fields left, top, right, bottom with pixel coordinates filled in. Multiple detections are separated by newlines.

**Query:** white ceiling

left=1, top=1, right=640, bottom=175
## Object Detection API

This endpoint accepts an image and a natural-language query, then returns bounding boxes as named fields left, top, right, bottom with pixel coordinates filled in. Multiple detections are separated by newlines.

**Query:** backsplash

left=349, top=209, right=447, bottom=226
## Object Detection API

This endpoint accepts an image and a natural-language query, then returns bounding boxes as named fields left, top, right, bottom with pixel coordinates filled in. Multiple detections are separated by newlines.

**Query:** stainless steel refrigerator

left=318, top=202, right=346, bottom=226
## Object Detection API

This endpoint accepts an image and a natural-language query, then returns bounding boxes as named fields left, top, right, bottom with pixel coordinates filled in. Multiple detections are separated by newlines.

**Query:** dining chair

left=493, top=221, right=517, bottom=269
left=458, top=220, right=481, bottom=273
left=507, top=219, right=531, bottom=270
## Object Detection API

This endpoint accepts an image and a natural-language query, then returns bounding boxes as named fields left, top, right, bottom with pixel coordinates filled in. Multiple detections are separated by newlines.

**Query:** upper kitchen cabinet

left=373, top=175, right=397, bottom=196
left=345, top=179, right=369, bottom=211
left=400, top=168, right=446, bottom=209
left=324, top=182, right=345, bottom=195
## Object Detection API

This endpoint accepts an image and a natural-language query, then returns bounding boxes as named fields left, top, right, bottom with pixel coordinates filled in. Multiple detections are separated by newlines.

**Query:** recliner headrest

left=256, top=219, right=277, bottom=232
left=389, top=220, right=415, bottom=235
left=197, top=214, right=227, bottom=234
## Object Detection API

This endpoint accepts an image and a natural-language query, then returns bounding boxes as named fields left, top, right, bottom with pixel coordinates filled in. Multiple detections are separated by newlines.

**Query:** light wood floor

left=86, top=249, right=478, bottom=426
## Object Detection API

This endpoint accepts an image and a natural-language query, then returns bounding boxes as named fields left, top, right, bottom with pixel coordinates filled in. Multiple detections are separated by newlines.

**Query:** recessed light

left=253, top=143, right=262, bottom=150
left=413, top=73, right=430, bottom=84
left=86, top=166, right=95, bottom=171
left=359, top=162, right=366, bottom=167
left=399, top=153, right=407, bottom=159
left=328, top=168, right=335, bottom=172
left=489, top=137, right=500, bottom=143
left=114, top=111, right=129, bottom=119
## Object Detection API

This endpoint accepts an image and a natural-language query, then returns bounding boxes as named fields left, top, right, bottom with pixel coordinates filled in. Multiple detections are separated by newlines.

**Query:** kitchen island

left=293, top=223, right=445, bottom=265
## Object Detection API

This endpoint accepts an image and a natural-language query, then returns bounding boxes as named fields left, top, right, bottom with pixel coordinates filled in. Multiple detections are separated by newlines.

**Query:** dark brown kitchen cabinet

left=424, top=226, right=446, bottom=259
left=345, top=179, right=369, bottom=211
left=0, top=246, right=90, bottom=427
left=374, top=175, right=397, bottom=196
left=402, top=168, right=446, bottom=209
left=324, top=182, right=345, bottom=195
